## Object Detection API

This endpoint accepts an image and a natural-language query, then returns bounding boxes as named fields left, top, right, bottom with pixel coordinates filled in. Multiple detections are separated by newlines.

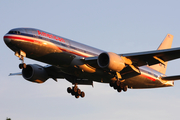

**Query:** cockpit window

left=8, top=30, right=21, bottom=34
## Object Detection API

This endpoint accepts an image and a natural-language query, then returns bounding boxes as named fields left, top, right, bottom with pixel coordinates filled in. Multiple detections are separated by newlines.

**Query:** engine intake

left=97, top=52, right=125, bottom=72
left=22, top=64, right=49, bottom=83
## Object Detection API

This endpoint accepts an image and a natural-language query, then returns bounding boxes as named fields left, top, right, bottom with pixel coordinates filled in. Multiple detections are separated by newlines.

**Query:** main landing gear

left=15, top=50, right=27, bottom=69
left=67, top=85, right=85, bottom=99
left=109, top=80, right=128, bottom=93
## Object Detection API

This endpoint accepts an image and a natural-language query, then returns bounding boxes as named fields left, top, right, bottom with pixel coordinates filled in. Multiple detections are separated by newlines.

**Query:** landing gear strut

left=67, top=85, right=85, bottom=99
left=15, top=50, right=26, bottom=69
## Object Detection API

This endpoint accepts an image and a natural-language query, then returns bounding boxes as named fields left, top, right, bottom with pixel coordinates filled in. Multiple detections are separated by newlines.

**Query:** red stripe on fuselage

left=4, top=35, right=89, bottom=58
left=4, top=35, right=43, bottom=44
left=140, top=74, right=156, bottom=81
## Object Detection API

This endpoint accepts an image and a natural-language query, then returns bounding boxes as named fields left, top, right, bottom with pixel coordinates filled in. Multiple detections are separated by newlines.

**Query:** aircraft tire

left=120, top=83, right=124, bottom=89
left=19, top=63, right=23, bottom=69
left=71, top=91, right=75, bottom=96
left=80, top=91, right=85, bottom=98
left=73, top=86, right=78, bottom=93
left=75, top=95, right=79, bottom=98
left=77, top=88, right=81, bottom=95
left=113, top=85, right=118, bottom=90
left=19, top=63, right=26, bottom=69
left=116, top=80, right=120, bottom=87
left=19, top=64, right=22, bottom=69
left=117, top=87, right=122, bottom=92
left=67, top=87, right=72, bottom=93
left=123, top=86, right=127, bottom=92
left=109, top=80, right=114, bottom=87
left=23, top=63, right=26, bottom=69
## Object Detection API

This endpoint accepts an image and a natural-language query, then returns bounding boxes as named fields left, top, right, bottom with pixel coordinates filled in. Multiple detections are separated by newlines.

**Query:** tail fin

left=150, top=34, right=174, bottom=74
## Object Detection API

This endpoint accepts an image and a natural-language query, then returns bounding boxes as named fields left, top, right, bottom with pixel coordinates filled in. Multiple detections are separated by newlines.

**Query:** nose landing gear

left=15, top=50, right=27, bottom=69
left=67, top=85, right=85, bottom=99
left=19, top=63, right=26, bottom=69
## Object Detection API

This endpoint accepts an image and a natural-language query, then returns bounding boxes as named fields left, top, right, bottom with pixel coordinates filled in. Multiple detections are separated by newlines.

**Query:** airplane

left=4, top=28, right=180, bottom=99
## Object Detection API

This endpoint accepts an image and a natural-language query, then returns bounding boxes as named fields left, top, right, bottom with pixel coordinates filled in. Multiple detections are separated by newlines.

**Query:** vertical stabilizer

left=150, top=34, right=174, bottom=74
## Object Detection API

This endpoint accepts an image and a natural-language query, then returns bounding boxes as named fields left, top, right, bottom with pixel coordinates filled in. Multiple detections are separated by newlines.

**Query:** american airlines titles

left=37, top=30, right=65, bottom=43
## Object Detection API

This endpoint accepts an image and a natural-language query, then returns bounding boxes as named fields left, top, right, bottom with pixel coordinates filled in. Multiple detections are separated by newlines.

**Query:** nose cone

left=4, top=35, right=11, bottom=45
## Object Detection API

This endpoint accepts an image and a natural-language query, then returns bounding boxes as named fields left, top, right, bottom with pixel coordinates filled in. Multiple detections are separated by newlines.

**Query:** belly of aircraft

left=124, top=75, right=171, bottom=89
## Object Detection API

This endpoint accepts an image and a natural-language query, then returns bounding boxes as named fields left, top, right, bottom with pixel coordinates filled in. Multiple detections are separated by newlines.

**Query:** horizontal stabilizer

left=161, top=75, right=180, bottom=81
left=9, top=72, right=22, bottom=76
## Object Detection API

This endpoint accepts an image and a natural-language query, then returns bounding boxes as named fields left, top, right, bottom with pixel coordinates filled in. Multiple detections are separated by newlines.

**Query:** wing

left=161, top=75, right=180, bottom=81
left=85, top=47, right=180, bottom=67
left=121, top=47, right=180, bottom=66
left=83, top=47, right=180, bottom=79
left=9, top=64, right=93, bottom=85
left=9, top=72, right=22, bottom=76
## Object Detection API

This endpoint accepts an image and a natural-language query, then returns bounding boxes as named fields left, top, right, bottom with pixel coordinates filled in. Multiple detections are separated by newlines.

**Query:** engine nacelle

left=97, top=52, right=125, bottom=72
left=22, top=64, right=49, bottom=83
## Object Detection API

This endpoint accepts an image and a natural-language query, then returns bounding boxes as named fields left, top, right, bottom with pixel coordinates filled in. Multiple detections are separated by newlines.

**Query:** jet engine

left=97, top=52, right=125, bottom=72
left=22, top=64, right=49, bottom=83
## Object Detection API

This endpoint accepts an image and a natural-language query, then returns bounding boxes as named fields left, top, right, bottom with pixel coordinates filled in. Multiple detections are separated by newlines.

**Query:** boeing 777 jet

left=4, top=28, right=180, bottom=98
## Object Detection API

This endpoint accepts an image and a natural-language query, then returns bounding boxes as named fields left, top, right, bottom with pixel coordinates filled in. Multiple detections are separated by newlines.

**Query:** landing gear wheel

left=109, top=79, right=128, bottom=93
left=80, top=91, right=85, bottom=98
left=120, top=83, right=124, bottom=89
left=19, top=63, right=26, bottom=69
left=73, top=86, right=78, bottom=93
left=113, top=84, right=118, bottom=90
left=19, top=64, right=22, bottom=69
left=77, top=88, right=81, bottom=95
left=123, top=86, right=127, bottom=92
left=71, top=91, right=75, bottom=96
left=117, top=87, right=122, bottom=92
left=67, top=87, right=72, bottom=93
left=75, top=95, right=79, bottom=98
left=109, top=80, right=115, bottom=87
left=67, top=86, right=85, bottom=98
left=116, top=80, right=121, bottom=87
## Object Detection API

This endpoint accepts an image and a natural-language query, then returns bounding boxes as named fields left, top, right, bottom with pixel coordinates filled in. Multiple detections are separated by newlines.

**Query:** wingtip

left=8, top=72, right=22, bottom=76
